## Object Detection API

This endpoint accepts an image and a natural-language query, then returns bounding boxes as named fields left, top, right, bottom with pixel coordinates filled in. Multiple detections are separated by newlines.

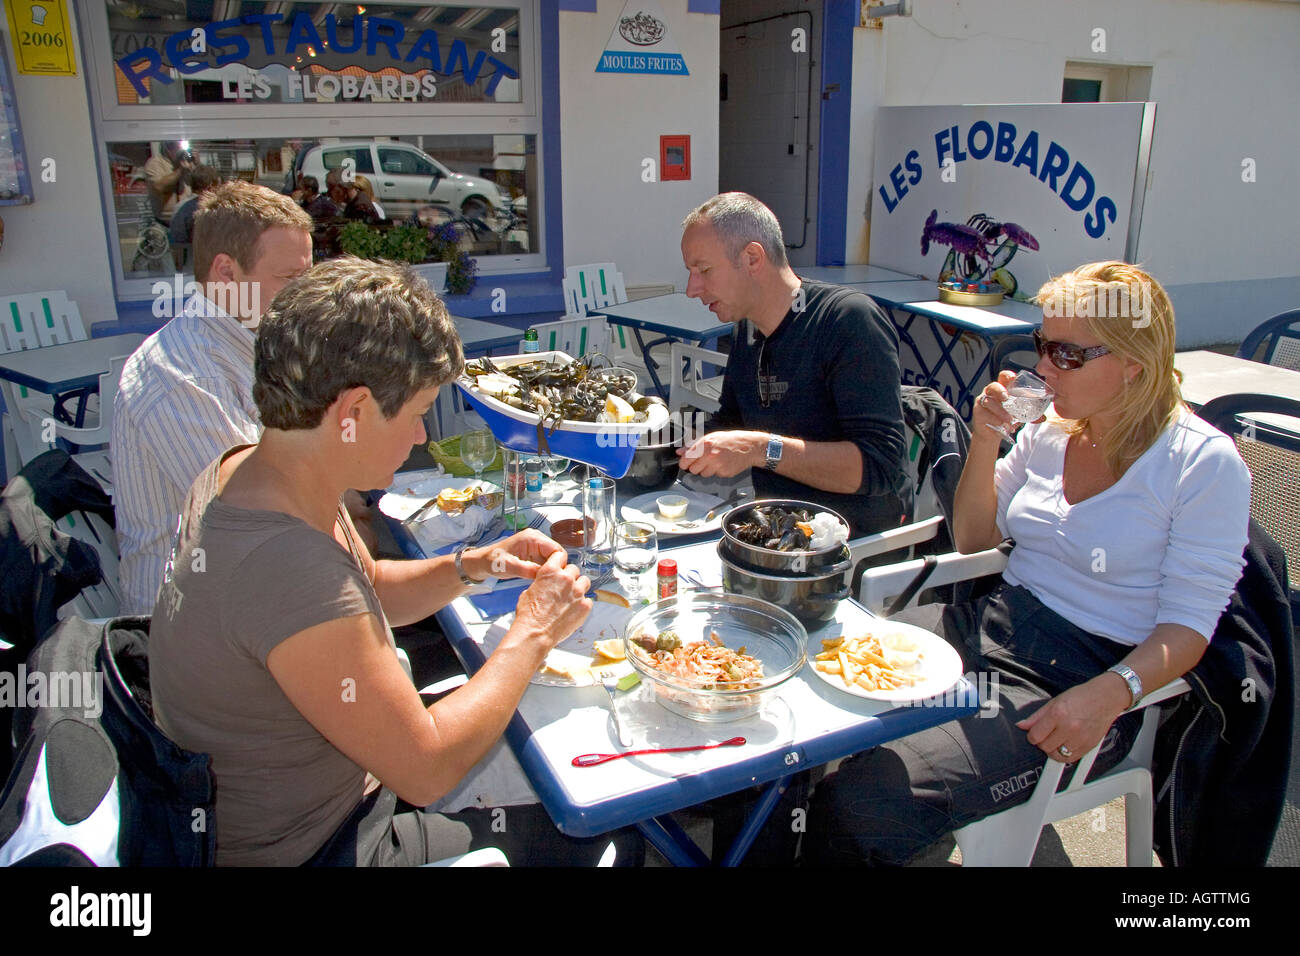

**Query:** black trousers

left=800, top=585, right=1141, bottom=866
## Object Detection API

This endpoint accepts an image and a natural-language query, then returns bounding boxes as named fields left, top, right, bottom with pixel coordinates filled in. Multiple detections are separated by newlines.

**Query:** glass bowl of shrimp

left=623, top=592, right=807, bottom=722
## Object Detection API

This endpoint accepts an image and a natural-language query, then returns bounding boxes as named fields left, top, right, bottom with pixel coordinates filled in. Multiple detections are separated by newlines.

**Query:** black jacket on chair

left=1152, top=519, right=1294, bottom=866
left=0, top=450, right=113, bottom=656
left=0, top=616, right=216, bottom=866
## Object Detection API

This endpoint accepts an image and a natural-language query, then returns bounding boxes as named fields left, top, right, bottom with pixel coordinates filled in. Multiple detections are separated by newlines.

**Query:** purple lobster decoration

left=920, top=209, right=1039, bottom=295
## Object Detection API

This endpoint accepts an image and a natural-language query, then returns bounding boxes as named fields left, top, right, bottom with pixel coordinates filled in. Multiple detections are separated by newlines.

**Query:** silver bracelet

left=453, top=546, right=479, bottom=586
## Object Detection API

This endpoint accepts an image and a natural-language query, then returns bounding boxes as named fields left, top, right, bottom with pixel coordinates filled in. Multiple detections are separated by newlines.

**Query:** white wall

left=0, top=9, right=115, bottom=312
left=848, top=0, right=1300, bottom=341
left=559, top=0, right=719, bottom=290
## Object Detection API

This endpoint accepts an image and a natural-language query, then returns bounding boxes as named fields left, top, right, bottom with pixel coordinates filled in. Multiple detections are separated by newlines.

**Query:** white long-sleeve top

left=994, top=409, right=1251, bottom=645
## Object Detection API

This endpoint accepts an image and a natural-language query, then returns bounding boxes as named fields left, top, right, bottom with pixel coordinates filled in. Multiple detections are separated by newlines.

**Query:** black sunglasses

left=1033, top=329, right=1112, bottom=370
left=757, top=337, right=772, bottom=408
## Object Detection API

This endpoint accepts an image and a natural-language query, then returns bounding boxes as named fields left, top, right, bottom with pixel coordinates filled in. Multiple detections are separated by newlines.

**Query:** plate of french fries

left=809, top=621, right=963, bottom=702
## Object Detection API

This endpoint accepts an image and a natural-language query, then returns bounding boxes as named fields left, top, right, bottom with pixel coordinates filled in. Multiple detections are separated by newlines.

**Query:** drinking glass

left=539, top=455, right=571, bottom=502
left=986, top=370, right=1053, bottom=441
left=461, top=429, right=496, bottom=484
left=580, top=471, right=617, bottom=575
left=614, top=521, right=658, bottom=601
left=504, top=452, right=528, bottom=529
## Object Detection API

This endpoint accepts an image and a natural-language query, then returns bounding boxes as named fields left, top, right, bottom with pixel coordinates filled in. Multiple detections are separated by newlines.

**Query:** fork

left=597, top=669, right=631, bottom=747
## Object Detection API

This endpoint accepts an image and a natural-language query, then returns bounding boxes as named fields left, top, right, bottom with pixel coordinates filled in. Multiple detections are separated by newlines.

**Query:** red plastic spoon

left=572, top=736, right=747, bottom=767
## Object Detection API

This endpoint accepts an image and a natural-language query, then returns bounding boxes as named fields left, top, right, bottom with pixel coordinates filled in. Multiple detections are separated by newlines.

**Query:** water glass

left=540, top=455, right=571, bottom=501
left=580, top=471, right=617, bottom=575
left=614, top=521, right=658, bottom=600
left=461, top=428, right=496, bottom=483
left=987, top=370, right=1053, bottom=441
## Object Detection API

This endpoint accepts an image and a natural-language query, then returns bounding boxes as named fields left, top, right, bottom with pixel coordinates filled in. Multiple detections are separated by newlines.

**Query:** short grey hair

left=254, top=257, right=464, bottom=430
left=682, top=192, right=788, bottom=268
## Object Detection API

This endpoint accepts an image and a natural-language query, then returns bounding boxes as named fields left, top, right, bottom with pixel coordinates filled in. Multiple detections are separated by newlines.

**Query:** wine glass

left=986, top=370, right=1054, bottom=441
left=613, top=521, right=658, bottom=601
left=539, top=455, right=571, bottom=501
left=461, top=429, right=496, bottom=486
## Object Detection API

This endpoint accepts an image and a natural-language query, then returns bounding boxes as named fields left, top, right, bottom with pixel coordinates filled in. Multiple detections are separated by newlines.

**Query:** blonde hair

left=1034, top=261, right=1184, bottom=476
left=192, top=181, right=313, bottom=284
left=352, top=175, right=376, bottom=201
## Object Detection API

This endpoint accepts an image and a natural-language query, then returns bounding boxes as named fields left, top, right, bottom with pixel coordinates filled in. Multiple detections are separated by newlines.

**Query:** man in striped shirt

left=114, top=182, right=314, bottom=615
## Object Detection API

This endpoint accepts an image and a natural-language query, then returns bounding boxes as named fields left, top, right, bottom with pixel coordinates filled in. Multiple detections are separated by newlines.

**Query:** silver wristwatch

left=453, top=545, right=479, bottom=586
left=764, top=434, right=783, bottom=471
left=1107, top=663, right=1144, bottom=708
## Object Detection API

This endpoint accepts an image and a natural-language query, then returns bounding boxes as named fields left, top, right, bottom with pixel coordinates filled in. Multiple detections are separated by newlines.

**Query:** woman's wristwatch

left=453, top=545, right=481, bottom=586
left=1107, top=663, right=1144, bottom=708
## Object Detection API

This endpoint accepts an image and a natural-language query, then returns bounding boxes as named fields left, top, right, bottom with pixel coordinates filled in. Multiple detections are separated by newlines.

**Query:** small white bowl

left=656, top=494, right=689, bottom=521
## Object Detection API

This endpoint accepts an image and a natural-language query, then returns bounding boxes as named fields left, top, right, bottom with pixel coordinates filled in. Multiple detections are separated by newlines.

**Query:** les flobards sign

left=597, top=0, right=689, bottom=75
left=869, top=103, right=1152, bottom=297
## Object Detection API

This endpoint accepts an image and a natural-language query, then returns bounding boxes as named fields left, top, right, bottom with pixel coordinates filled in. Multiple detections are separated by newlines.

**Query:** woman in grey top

left=149, top=257, right=599, bottom=866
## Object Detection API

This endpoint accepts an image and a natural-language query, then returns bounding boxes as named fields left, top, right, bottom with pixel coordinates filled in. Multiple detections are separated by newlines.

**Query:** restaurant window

left=1062, top=63, right=1153, bottom=104
left=82, top=1, right=543, bottom=293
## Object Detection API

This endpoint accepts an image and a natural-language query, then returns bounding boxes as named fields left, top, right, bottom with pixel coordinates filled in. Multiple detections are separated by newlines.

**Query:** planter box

left=416, top=261, right=449, bottom=293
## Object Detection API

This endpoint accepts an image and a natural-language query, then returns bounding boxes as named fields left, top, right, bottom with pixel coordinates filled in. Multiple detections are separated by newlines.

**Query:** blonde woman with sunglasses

left=802, top=262, right=1252, bottom=866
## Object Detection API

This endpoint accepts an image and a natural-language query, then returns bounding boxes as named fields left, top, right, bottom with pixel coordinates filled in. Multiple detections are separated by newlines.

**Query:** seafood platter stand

left=377, top=352, right=976, bottom=865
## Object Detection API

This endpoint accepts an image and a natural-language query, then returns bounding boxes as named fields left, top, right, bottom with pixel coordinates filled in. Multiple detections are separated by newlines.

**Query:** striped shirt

left=113, top=294, right=262, bottom=615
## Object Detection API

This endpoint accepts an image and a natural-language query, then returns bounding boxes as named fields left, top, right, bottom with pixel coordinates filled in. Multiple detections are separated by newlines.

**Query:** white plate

left=620, top=489, right=724, bottom=536
left=378, top=474, right=502, bottom=522
left=807, top=620, right=964, bottom=703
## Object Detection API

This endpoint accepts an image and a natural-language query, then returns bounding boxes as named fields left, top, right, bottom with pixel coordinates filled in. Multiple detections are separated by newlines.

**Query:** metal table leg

left=635, top=815, right=711, bottom=867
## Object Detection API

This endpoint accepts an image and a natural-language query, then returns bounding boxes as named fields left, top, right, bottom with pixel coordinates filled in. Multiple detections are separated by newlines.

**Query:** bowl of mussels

left=717, top=499, right=853, bottom=625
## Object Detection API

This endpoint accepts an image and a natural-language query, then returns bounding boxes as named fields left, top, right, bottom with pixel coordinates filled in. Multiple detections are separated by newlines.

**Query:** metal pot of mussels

left=716, top=547, right=852, bottom=625
left=719, top=499, right=851, bottom=575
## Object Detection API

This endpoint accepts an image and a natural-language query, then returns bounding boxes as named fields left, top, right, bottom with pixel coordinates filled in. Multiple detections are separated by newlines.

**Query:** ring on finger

left=1057, top=745, right=1073, bottom=758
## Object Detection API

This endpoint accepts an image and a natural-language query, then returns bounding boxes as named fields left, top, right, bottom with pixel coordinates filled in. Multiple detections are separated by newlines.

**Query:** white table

left=380, top=483, right=978, bottom=866
left=591, top=294, right=734, bottom=397
left=1177, top=350, right=1300, bottom=435
left=843, top=280, right=1042, bottom=420
left=797, top=264, right=923, bottom=284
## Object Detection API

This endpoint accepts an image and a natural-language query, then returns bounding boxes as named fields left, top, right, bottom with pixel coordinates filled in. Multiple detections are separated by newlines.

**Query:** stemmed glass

left=986, top=370, right=1054, bottom=441
left=539, top=455, right=571, bottom=502
left=613, top=521, right=658, bottom=601
left=460, top=429, right=496, bottom=487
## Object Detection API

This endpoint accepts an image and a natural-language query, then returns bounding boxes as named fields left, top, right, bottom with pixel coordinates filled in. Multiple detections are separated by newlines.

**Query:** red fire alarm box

left=660, top=135, right=690, bottom=181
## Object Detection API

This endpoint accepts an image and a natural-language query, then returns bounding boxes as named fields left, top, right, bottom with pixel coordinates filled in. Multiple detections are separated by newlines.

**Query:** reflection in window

left=109, top=133, right=535, bottom=280
left=106, top=2, right=524, bottom=107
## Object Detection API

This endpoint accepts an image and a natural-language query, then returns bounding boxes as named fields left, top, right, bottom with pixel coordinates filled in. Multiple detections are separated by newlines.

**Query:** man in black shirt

left=676, top=193, right=907, bottom=537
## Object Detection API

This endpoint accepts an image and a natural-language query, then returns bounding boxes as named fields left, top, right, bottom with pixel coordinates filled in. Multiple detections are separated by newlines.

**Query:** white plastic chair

left=667, top=342, right=725, bottom=415
left=562, top=263, right=627, bottom=318
left=0, top=293, right=107, bottom=483
left=857, top=544, right=1190, bottom=867
left=520, top=315, right=612, bottom=360
left=952, top=677, right=1189, bottom=866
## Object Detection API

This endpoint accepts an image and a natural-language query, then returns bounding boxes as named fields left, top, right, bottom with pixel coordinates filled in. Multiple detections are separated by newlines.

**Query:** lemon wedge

left=592, top=638, right=626, bottom=661
left=604, top=394, right=635, bottom=423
